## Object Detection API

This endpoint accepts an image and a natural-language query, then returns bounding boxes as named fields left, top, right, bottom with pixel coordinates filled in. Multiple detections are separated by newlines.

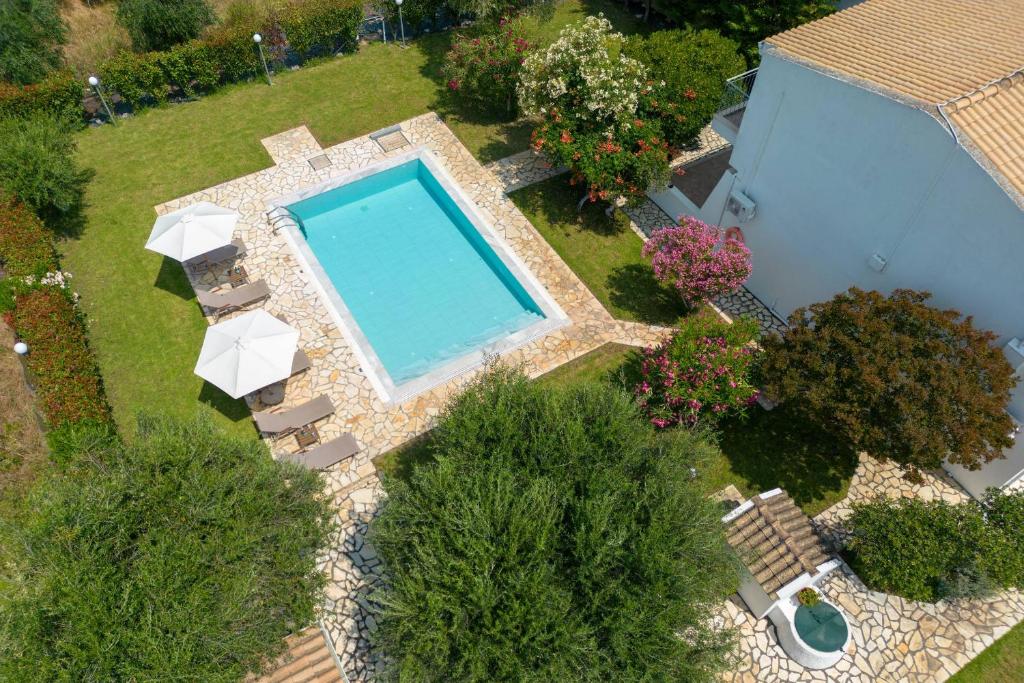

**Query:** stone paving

left=482, top=149, right=566, bottom=192
left=157, top=114, right=671, bottom=681
left=722, top=455, right=1024, bottom=683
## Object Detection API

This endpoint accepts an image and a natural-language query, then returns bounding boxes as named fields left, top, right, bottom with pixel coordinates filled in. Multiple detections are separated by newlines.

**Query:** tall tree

left=759, top=288, right=1016, bottom=473
left=372, top=366, right=739, bottom=681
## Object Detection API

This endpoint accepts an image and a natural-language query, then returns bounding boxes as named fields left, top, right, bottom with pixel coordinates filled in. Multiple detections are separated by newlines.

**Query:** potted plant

left=797, top=587, right=820, bottom=607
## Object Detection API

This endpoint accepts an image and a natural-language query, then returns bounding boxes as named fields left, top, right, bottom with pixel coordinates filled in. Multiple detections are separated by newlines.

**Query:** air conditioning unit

left=726, top=188, right=756, bottom=223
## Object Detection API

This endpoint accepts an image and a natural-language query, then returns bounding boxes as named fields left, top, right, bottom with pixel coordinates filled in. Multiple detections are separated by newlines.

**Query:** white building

left=651, top=0, right=1024, bottom=496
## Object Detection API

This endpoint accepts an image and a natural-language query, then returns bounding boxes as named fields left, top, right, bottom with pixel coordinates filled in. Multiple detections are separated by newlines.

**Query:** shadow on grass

left=154, top=257, right=196, bottom=300
left=373, top=433, right=436, bottom=483
left=198, top=381, right=252, bottom=424
left=715, top=407, right=859, bottom=515
left=607, top=263, right=689, bottom=326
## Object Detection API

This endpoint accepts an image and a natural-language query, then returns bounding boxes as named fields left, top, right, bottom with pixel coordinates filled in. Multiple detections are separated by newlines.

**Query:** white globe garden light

left=88, top=74, right=116, bottom=124
left=395, top=0, right=407, bottom=46
left=253, top=33, right=273, bottom=85
left=13, top=342, right=28, bottom=355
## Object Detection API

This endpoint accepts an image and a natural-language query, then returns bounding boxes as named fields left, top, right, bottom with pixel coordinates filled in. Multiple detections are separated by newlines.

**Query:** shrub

left=45, top=417, right=119, bottom=466
left=0, top=114, right=91, bottom=224
left=204, top=22, right=262, bottom=82
left=0, top=0, right=66, bottom=85
left=371, top=0, right=448, bottom=37
left=0, top=413, right=334, bottom=681
left=372, top=366, right=739, bottom=680
left=625, top=30, right=746, bottom=148
left=156, top=40, right=218, bottom=98
left=796, top=587, right=819, bottom=607
left=443, top=16, right=532, bottom=117
left=116, top=0, right=215, bottom=52
left=280, top=0, right=363, bottom=56
left=636, top=315, right=759, bottom=428
left=6, top=285, right=112, bottom=428
left=979, top=489, right=1024, bottom=588
left=0, top=70, right=81, bottom=124
left=845, top=494, right=1024, bottom=602
left=643, top=217, right=752, bottom=305
left=759, top=288, right=1017, bottom=472
left=0, top=195, right=57, bottom=279
left=100, top=50, right=169, bottom=108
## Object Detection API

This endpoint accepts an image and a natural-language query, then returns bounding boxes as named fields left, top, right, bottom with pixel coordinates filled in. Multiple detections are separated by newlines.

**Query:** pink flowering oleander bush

left=636, top=315, right=759, bottom=428
left=442, top=16, right=531, bottom=117
left=643, top=217, right=752, bottom=305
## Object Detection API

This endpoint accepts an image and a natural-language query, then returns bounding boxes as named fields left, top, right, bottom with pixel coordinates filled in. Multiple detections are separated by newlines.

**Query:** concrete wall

left=722, top=52, right=1024, bottom=363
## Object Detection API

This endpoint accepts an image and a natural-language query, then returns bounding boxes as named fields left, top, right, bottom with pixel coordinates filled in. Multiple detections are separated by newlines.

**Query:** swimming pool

left=270, top=148, right=567, bottom=403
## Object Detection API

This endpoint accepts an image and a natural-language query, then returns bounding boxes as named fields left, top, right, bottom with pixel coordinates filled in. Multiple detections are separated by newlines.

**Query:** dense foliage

left=623, top=29, right=745, bottom=147
left=0, top=114, right=90, bottom=225
left=0, top=0, right=66, bottom=85
left=0, top=195, right=57, bottom=279
left=4, top=285, right=111, bottom=427
left=280, top=0, right=363, bottom=55
left=636, top=315, right=759, bottom=428
left=658, top=0, right=834, bottom=62
left=443, top=16, right=531, bottom=117
left=116, top=0, right=216, bottom=52
left=845, top=491, right=1024, bottom=602
left=372, top=367, right=739, bottom=681
left=0, top=70, right=81, bottom=123
left=0, top=413, right=334, bottom=681
left=519, top=15, right=675, bottom=205
left=644, top=217, right=752, bottom=304
left=759, top=288, right=1016, bottom=472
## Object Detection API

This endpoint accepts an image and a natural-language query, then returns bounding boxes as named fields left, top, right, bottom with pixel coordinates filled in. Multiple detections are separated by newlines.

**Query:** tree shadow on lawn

left=607, top=263, right=690, bottom=326
left=715, top=406, right=859, bottom=515
left=198, top=381, right=253, bottom=425
left=154, top=256, right=196, bottom=301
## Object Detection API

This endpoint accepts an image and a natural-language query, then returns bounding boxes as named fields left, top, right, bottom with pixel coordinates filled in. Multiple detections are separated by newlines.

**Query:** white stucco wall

left=722, top=52, right=1024, bottom=365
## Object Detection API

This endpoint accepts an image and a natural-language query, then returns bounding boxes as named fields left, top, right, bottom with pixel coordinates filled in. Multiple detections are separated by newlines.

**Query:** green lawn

left=60, top=0, right=646, bottom=436
left=949, top=622, right=1024, bottom=683
left=510, top=177, right=692, bottom=326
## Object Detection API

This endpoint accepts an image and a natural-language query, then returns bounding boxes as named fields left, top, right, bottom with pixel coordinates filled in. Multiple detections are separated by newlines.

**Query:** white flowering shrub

left=517, top=15, right=647, bottom=129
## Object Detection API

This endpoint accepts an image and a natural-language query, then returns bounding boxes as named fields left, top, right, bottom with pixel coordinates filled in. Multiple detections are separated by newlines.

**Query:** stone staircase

left=253, top=626, right=344, bottom=683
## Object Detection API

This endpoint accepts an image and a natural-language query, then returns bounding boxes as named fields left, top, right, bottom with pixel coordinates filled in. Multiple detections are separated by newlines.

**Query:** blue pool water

left=288, top=159, right=545, bottom=385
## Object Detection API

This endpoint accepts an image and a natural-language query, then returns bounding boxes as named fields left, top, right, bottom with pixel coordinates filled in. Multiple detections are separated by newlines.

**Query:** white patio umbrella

left=145, top=201, right=238, bottom=261
left=194, top=310, right=299, bottom=399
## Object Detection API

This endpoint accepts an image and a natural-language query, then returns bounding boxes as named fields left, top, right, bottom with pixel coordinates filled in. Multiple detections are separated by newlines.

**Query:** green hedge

left=98, top=0, right=363, bottom=112
left=0, top=71, right=82, bottom=124
left=0, top=195, right=58, bottom=279
left=5, top=286, right=113, bottom=429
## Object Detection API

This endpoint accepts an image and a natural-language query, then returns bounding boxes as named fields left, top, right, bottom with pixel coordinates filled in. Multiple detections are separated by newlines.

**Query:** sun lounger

left=195, top=279, right=270, bottom=320
left=253, top=394, right=334, bottom=438
left=291, top=349, right=310, bottom=375
left=184, top=238, right=246, bottom=273
left=280, top=433, right=360, bottom=470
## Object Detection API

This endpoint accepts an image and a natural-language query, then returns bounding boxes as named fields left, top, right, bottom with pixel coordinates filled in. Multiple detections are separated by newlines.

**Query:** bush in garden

left=759, top=288, right=1016, bottom=473
left=0, top=0, right=66, bottom=85
left=4, top=285, right=112, bottom=428
left=624, top=29, right=746, bottom=148
left=643, top=217, right=752, bottom=305
left=204, top=22, right=262, bottom=82
left=443, top=16, right=531, bottom=117
left=447, top=0, right=538, bottom=21
left=156, top=40, right=218, bottom=98
left=0, top=70, right=81, bottom=123
left=100, top=50, right=169, bottom=108
left=116, top=0, right=215, bottom=52
left=636, top=315, right=759, bottom=428
left=371, top=0, right=449, bottom=37
left=0, top=195, right=58, bottom=279
left=280, top=0, right=363, bottom=56
left=0, top=413, right=334, bottom=682
left=0, top=114, right=91, bottom=225
left=372, top=366, right=739, bottom=681
left=845, top=492, right=1024, bottom=602
left=519, top=15, right=647, bottom=130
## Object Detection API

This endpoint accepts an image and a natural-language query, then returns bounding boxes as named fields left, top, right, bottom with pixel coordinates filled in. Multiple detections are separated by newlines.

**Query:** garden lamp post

left=13, top=342, right=28, bottom=356
left=254, top=33, right=272, bottom=86
left=395, top=0, right=407, bottom=47
left=88, top=75, right=116, bottom=124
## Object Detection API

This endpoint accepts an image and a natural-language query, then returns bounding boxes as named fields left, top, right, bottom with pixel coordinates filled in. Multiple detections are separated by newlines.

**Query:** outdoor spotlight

left=253, top=33, right=262, bottom=44
left=13, top=342, right=28, bottom=355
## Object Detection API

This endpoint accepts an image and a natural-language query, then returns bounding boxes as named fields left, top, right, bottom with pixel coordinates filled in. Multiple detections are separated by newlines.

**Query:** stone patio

left=157, top=114, right=671, bottom=680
